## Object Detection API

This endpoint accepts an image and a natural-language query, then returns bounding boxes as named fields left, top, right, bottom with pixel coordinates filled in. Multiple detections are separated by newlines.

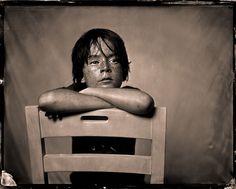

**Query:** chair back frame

left=25, top=106, right=166, bottom=184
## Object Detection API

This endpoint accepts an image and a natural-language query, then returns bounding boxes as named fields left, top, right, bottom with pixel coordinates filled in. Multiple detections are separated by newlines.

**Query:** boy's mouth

left=100, top=78, right=112, bottom=82
left=99, top=78, right=113, bottom=85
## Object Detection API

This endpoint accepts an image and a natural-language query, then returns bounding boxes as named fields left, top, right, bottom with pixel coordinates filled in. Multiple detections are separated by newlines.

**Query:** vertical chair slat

left=25, top=106, right=45, bottom=184
left=150, top=107, right=166, bottom=184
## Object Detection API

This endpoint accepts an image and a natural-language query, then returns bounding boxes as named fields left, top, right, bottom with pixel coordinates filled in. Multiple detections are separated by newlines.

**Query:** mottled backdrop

left=3, top=6, right=234, bottom=184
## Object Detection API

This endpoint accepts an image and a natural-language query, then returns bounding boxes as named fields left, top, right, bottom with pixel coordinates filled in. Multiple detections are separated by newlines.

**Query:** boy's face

left=82, top=38, right=123, bottom=88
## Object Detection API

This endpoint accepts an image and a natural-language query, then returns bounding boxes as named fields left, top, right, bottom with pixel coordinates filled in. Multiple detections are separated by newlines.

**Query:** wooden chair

left=25, top=106, right=166, bottom=184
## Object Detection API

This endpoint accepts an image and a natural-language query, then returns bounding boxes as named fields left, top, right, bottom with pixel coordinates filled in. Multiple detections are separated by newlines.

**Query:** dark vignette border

left=0, top=1, right=235, bottom=188
left=233, top=3, right=236, bottom=187
left=0, top=2, right=4, bottom=172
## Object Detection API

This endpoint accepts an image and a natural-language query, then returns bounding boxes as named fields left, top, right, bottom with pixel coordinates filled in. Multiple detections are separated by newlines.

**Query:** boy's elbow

left=138, top=94, right=155, bottom=115
left=38, top=92, right=56, bottom=111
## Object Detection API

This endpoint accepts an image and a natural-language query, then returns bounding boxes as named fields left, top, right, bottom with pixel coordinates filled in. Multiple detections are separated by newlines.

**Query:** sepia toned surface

left=3, top=6, right=233, bottom=184
left=25, top=106, right=166, bottom=184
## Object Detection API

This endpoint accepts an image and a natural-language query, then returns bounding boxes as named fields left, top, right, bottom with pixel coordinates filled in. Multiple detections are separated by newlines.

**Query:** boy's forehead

left=89, top=38, right=115, bottom=56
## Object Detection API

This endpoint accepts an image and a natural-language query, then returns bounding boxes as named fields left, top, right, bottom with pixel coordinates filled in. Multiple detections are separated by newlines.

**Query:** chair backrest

left=25, top=106, right=166, bottom=184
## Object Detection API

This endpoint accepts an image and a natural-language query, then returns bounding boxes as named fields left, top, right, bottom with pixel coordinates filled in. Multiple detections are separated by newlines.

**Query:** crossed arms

left=38, top=87, right=154, bottom=115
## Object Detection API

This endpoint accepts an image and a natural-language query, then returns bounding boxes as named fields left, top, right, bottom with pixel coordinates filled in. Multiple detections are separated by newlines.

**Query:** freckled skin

left=82, top=39, right=123, bottom=88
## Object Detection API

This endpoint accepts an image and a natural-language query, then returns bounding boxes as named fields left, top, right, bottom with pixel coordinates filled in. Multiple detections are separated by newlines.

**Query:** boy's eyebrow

left=88, top=55, right=99, bottom=59
left=88, top=53, right=117, bottom=60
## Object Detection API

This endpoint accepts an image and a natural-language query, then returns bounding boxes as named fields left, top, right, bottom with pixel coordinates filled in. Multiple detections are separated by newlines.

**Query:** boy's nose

left=100, top=60, right=111, bottom=73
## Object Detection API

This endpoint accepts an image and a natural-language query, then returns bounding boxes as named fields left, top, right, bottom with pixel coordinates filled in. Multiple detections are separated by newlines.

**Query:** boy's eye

left=88, top=60, right=100, bottom=65
left=109, top=58, right=119, bottom=64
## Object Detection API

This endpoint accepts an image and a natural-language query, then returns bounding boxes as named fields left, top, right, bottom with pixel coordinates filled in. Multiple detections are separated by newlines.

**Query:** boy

left=38, top=28, right=154, bottom=184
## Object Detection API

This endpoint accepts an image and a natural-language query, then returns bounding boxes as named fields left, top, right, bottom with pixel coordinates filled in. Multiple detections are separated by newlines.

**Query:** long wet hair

left=71, top=28, right=130, bottom=85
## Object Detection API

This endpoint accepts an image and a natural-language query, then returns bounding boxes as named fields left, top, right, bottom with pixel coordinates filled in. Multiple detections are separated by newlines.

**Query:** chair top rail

left=39, top=108, right=155, bottom=139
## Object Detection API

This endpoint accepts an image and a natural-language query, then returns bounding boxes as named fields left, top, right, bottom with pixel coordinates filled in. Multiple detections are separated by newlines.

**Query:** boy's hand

left=79, top=88, right=98, bottom=96
left=80, top=88, right=106, bottom=97
left=45, top=112, right=63, bottom=122
left=79, top=88, right=92, bottom=94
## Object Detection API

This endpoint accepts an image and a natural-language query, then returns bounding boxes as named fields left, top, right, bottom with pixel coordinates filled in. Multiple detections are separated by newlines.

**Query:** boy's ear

left=81, top=77, right=86, bottom=83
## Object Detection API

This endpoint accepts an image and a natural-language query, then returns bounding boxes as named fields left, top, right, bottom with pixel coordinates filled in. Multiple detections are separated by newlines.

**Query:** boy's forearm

left=80, top=88, right=155, bottom=115
left=38, top=88, right=113, bottom=114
